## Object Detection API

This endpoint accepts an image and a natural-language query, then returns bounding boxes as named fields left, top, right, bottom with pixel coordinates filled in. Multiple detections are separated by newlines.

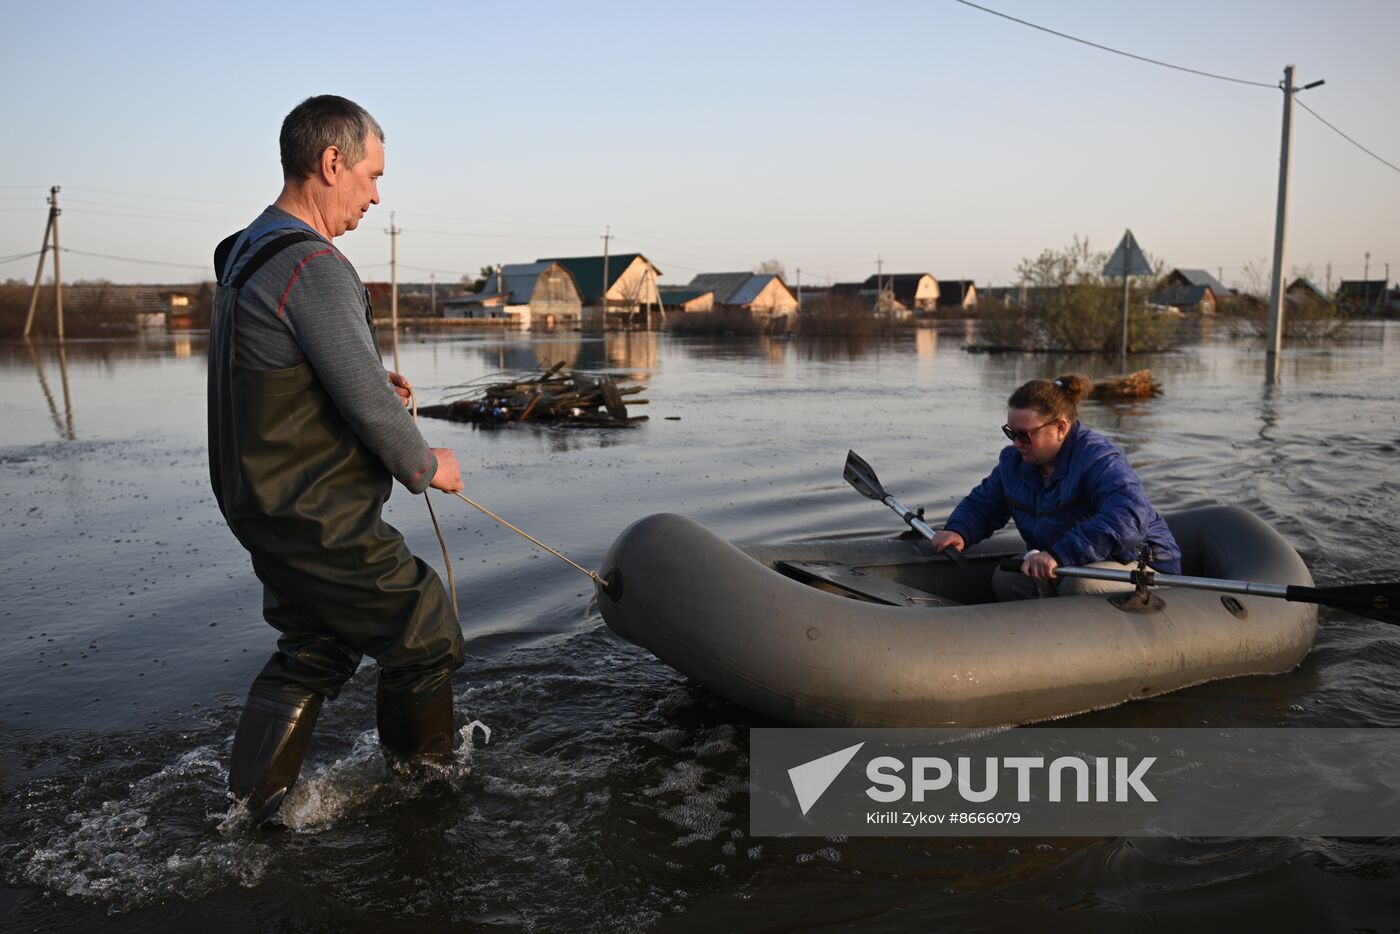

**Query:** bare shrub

left=972, top=296, right=1036, bottom=351
left=796, top=295, right=905, bottom=337
left=666, top=307, right=765, bottom=336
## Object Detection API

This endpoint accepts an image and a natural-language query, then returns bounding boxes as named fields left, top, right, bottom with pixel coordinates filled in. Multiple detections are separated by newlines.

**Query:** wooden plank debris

left=418, top=362, right=649, bottom=428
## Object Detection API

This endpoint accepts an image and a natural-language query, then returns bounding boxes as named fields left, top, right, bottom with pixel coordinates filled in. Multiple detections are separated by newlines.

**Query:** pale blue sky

left=3, top=0, right=1397, bottom=290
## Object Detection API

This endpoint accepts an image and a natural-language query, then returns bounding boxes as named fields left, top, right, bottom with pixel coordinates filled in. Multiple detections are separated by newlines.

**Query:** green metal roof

left=537, top=253, right=658, bottom=302
left=659, top=289, right=711, bottom=305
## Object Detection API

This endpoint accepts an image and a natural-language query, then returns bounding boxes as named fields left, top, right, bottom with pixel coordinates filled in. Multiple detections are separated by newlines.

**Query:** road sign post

left=1103, top=229, right=1152, bottom=367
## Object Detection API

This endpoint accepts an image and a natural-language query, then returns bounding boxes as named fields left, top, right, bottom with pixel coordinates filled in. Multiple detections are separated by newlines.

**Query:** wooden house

left=935, top=279, right=978, bottom=313
left=686, top=272, right=797, bottom=315
left=1148, top=283, right=1217, bottom=314
left=1163, top=269, right=1230, bottom=307
left=859, top=273, right=939, bottom=312
left=49, top=283, right=207, bottom=328
left=442, top=261, right=582, bottom=328
left=1285, top=278, right=1330, bottom=308
left=538, top=254, right=662, bottom=327
left=1336, top=280, right=1388, bottom=311
left=658, top=288, right=714, bottom=313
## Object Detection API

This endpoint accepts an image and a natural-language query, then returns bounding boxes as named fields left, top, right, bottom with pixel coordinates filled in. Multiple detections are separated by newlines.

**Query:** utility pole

left=600, top=225, right=612, bottom=323
left=795, top=266, right=802, bottom=312
left=1265, top=65, right=1324, bottom=383
left=1119, top=231, right=1133, bottom=366
left=876, top=255, right=884, bottom=311
left=23, top=186, right=63, bottom=339
left=1363, top=251, right=1370, bottom=286
left=430, top=272, right=436, bottom=316
left=1326, top=261, right=1332, bottom=294
left=386, top=212, right=400, bottom=331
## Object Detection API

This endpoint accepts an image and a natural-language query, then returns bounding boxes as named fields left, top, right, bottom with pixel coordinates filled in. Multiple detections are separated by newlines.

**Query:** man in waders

left=208, top=95, right=465, bottom=822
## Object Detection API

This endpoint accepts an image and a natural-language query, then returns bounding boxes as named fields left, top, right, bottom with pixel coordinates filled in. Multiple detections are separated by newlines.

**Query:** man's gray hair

left=280, top=95, right=385, bottom=180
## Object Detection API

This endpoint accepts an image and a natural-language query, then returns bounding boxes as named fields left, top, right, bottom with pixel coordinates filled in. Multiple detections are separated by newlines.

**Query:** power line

left=397, top=262, right=475, bottom=277
left=64, top=206, right=246, bottom=224
left=63, top=197, right=249, bottom=221
left=65, top=185, right=261, bottom=208
left=1295, top=99, right=1400, bottom=176
left=390, top=207, right=598, bottom=230
left=410, top=226, right=595, bottom=241
left=950, top=0, right=1276, bottom=89
left=60, top=247, right=208, bottom=271
left=0, top=250, right=44, bottom=265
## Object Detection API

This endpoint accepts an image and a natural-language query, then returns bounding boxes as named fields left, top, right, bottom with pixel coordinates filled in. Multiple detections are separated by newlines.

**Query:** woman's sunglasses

left=1002, top=420, right=1056, bottom=444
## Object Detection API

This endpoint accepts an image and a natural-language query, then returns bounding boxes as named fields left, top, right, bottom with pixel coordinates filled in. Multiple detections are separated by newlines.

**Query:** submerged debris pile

left=1089, top=369, right=1162, bottom=401
left=418, top=361, right=648, bottom=428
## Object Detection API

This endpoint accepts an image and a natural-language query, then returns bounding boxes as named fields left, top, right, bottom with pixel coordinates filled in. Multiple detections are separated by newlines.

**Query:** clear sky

left=3, top=0, right=1397, bottom=290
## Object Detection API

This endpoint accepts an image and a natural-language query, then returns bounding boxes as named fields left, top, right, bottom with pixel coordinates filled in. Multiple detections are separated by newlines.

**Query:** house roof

left=475, top=261, right=578, bottom=304
left=829, top=282, right=865, bottom=298
left=685, top=272, right=754, bottom=304
left=937, top=279, right=975, bottom=305
left=1337, top=280, right=1388, bottom=302
left=1286, top=278, right=1329, bottom=302
left=536, top=253, right=658, bottom=302
left=1150, top=284, right=1214, bottom=307
left=860, top=273, right=933, bottom=304
left=1170, top=268, right=1231, bottom=295
left=728, top=274, right=786, bottom=306
left=659, top=288, right=712, bottom=305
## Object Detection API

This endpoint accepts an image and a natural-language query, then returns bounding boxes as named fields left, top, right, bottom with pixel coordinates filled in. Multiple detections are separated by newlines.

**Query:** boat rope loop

left=411, top=388, right=460, bottom=617
left=408, top=380, right=607, bottom=612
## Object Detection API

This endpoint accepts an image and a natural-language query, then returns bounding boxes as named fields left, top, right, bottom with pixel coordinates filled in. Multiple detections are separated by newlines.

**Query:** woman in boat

left=929, top=374, right=1181, bottom=601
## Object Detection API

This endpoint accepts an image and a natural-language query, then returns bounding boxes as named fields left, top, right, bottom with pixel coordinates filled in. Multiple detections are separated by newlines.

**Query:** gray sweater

left=225, top=206, right=436, bottom=493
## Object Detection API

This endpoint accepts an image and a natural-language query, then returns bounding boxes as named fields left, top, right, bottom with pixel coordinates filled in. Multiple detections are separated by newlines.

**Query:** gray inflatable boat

left=597, top=505, right=1317, bottom=728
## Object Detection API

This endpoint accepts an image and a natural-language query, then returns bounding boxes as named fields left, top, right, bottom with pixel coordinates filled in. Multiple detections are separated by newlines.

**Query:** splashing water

left=14, top=720, right=492, bottom=909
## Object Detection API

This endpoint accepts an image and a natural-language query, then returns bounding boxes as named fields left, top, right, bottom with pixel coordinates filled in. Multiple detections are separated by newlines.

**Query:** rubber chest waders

left=209, top=229, right=463, bottom=818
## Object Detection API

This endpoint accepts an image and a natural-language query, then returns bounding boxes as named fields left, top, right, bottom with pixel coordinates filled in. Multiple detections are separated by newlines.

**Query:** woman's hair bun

left=1053, top=374, right=1093, bottom=403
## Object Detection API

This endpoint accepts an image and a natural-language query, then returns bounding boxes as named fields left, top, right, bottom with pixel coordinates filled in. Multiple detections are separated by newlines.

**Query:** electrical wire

left=949, top=0, right=1276, bottom=89
left=0, top=250, right=44, bottom=265
left=64, top=206, right=247, bottom=224
left=60, top=247, right=208, bottom=271
left=65, top=185, right=261, bottom=208
left=1295, top=99, right=1400, bottom=176
left=64, top=197, right=250, bottom=222
left=409, top=226, right=596, bottom=242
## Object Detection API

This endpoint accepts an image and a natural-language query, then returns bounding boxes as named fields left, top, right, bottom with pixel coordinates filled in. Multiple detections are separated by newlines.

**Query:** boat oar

left=844, top=450, right=965, bottom=568
left=996, top=557, right=1400, bottom=624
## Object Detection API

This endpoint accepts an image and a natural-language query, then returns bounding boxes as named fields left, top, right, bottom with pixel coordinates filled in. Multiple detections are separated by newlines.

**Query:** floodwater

left=2, top=321, right=1400, bottom=931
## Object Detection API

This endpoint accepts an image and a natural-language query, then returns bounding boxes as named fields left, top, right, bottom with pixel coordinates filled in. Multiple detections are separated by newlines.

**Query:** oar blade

left=1291, top=582, right=1400, bottom=624
left=843, top=450, right=886, bottom=501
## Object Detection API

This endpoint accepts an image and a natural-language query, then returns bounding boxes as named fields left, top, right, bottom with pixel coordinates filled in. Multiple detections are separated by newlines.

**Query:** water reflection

left=465, top=330, right=662, bottom=377
left=22, top=338, right=75, bottom=441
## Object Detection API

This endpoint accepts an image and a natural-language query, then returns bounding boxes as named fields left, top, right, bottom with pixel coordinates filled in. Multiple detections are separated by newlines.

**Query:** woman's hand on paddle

left=1021, top=550, right=1059, bottom=580
left=930, top=530, right=966, bottom=554
left=429, top=447, right=463, bottom=493
left=388, top=371, right=413, bottom=408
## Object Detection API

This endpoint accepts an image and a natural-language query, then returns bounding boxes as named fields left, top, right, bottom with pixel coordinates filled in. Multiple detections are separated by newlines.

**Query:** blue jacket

left=944, top=421, right=1181, bottom=572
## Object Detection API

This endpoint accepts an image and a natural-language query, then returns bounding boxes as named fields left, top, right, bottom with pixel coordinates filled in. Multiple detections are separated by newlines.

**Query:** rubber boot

left=228, top=692, right=322, bottom=823
left=376, top=681, right=454, bottom=766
